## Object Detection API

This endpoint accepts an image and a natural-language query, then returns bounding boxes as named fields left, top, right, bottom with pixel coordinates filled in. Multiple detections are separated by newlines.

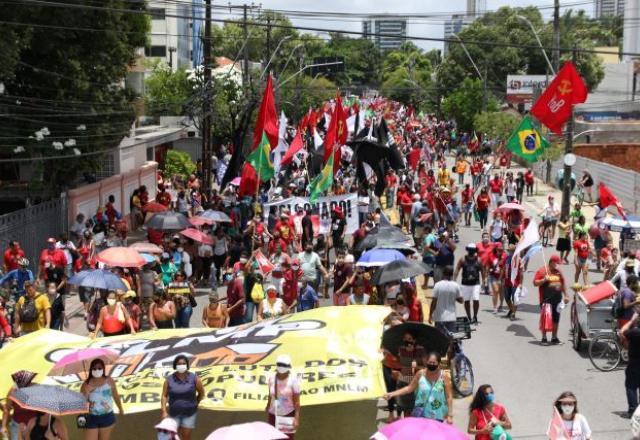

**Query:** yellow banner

left=0, top=306, right=389, bottom=413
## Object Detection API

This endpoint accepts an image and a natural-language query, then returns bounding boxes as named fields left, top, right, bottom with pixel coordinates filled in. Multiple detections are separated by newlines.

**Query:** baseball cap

left=276, top=354, right=292, bottom=368
left=549, top=254, right=562, bottom=264
left=47, top=237, right=56, bottom=244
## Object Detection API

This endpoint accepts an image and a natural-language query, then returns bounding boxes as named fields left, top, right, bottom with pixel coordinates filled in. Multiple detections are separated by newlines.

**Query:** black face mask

left=426, top=364, right=438, bottom=372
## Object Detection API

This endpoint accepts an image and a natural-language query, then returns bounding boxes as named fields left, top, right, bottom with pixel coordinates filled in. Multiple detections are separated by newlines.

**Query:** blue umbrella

left=140, top=253, right=157, bottom=264
left=356, top=248, right=406, bottom=267
left=68, top=269, right=127, bottom=290
left=200, top=209, right=232, bottom=223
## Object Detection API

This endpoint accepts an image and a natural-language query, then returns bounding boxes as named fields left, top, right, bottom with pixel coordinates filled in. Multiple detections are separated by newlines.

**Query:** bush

left=163, top=150, right=196, bottom=179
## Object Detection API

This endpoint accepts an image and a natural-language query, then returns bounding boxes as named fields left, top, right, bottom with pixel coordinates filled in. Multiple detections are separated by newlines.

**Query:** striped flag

left=309, top=151, right=334, bottom=202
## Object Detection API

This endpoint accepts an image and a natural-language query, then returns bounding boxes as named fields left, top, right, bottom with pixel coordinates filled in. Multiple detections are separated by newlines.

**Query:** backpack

left=612, top=291, right=626, bottom=319
left=20, top=295, right=39, bottom=323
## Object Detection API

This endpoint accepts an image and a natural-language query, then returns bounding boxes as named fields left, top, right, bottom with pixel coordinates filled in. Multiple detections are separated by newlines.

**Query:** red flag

left=599, top=182, right=626, bottom=218
left=238, top=163, right=258, bottom=198
left=252, top=75, right=279, bottom=151
left=254, top=250, right=275, bottom=274
left=281, top=131, right=304, bottom=167
left=531, top=61, right=588, bottom=134
left=324, top=94, right=348, bottom=174
left=307, top=109, right=318, bottom=131
left=546, top=408, right=571, bottom=440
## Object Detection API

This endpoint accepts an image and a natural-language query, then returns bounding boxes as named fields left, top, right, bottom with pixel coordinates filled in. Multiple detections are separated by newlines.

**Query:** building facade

left=361, top=19, right=407, bottom=51
left=443, top=15, right=472, bottom=55
left=595, top=0, right=625, bottom=18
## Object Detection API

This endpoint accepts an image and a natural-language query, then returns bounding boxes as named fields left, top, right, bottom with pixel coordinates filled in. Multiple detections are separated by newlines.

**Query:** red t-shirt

left=573, top=239, right=590, bottom=259
left=524, top=171, right=534, bottom=185
left=499, top=155, right=509, bottom=167
left=399, top=192, right=413, bottom=214
left=4, top=248, right=25, bottom=271
left=385, top=174, right=398, bottom=187
left=472, top=404, right=506, bottom=440
left=268, top=238, right=288, bottom=256
left=39, top=248, right=67, bottom=270
left=533, top=267, right=565, bottom=303
left=276, top=222, right=294, bottom=244
left=461, top=188, right=474, bottom=205
left=489, top=179, right=503, bottom=194
left=476, top=194, right=490, bottom=211
left=600, top=247, right=612, bottom=261
left=282, top=269, right=303, bottom=306
left=226, top=278, right=245, bottom=318
left=471, top=163, right=481, bottom=176
left=156, top=191, right=172, bottom=207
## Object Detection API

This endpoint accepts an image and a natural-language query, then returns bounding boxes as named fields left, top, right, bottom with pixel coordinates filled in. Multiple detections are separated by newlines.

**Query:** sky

left=221, top=0, right=595, bottom=51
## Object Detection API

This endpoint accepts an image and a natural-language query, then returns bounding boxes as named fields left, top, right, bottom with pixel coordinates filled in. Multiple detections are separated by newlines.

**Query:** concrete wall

left=574, top=143, right=640, bottom=173
left=67, top=162, right=158, bottom=226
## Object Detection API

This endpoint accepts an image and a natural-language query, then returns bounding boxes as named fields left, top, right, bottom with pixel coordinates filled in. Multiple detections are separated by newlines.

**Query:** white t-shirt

left=490, top=219, right=506, bottom=240
left=432, top=280, right=462, bottom=322
left=55, top=241, right=76, bottom=265
left=562, top=414, right=592, bottom=440
left=268, top=373, right=301, bottom=415
left=505, top=181, right=517, bottom=197
left=298, top=251, right=321, bottom=281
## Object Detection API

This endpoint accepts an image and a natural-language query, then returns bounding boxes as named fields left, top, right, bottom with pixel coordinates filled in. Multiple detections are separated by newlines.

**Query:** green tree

left=145, top=62, right=195, bottom=118
left=0, top=1, right=149, bottom=196
left=441, top=78, right=498, bottom=132
left=164, top=150, right=196, bottom=179
left=473, top=111, right=522, bottom=141
left=280, top=76, right=338, bottom=123
left=317, top=34, right=382, bottom=87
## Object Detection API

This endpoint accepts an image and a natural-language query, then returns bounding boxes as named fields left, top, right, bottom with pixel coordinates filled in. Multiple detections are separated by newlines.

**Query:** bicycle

left=573, top=184, right=586, bottom=206
left=449, top=317, right=475, bottom=397
left=588, top=319, right=629, bottom=372
left=539, top=217, right=554, bottom=247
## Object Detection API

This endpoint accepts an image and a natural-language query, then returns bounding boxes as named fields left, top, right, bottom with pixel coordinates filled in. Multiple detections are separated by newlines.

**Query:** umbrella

left=374, top=242, right=416, bottom=255
left=205, top=422, right=288, bottom=440
left=200, top=210, right=232, bottom=223
left=371, top=417, right=467, bottom=440
left=180, top=228, right=213, bottom=244
left=129, top=241, right=163, bottom=254
left=600, top=214, right=640, bottom=233
left=190, top=216, right=214, bottom=226
left=142, top=202, right=168, bottom=213
left=96, top=247, right=146, bottom=268
left=229, top=177, right=242, bottom=186
left=144, top=211, right=191, bottom=230
left=371, top=259, right=431, bottom=285
left=49, top=348, right=120, bottom=376
left=357, top=248, right=406, bottom=267
left=9, top=385, right=89, bottom=416
left=141, top=253, right=157, bottom=264
left=382, top=322, right=451, bottom=357
left=355, top=227, right=410, bottom=252
left=68, top=269, right=127, bottom=290
left=496, top=202, right=526, bottom=213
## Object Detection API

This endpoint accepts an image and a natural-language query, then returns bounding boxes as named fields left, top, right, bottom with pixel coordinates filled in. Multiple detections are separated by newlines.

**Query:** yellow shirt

left=437, top=169, right=450, bottom=186
left=17, top=294, right=51, bottom=333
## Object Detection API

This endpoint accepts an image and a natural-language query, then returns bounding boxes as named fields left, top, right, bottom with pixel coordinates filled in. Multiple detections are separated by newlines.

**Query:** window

left=145, top=45, right=167, bottom=57
left=149, top=8, right=165, bottom=20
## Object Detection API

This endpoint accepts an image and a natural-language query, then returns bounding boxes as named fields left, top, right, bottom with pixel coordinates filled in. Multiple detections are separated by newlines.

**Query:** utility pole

left=242, top=4, right=250, bottom=87
left=265, top=14, right=271, bottom=73
left=201, top=0, right=213, bottom=200
left=560, top=47, right=577, bottom=218
left=553, top=0, right=560, bottom=72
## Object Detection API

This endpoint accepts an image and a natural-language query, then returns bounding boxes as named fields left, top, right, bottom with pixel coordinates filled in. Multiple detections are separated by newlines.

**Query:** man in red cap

left=533, top=254, right=569, bottom=345
left=37, top=238, right=67, bottom=281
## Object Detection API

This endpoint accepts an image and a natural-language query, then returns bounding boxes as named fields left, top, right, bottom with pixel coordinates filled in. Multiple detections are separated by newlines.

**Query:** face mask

left=239, top=258, right=248, bottom=264
left=157, top=432, right=173, bottom=440
left=175, top=364, right=188, bottom=374
left=177, top=247, right=184, bottom=253
left=106, top=299, right=116, bottom=306
left=47, top=288, right=57, bottom=295
left=486, top=393, right=495, bottom=403
left=426, top=364, right=438, bottom=372
left=291, top=265, right=299, bottom=271
left=305, top=248, right=313, bottom=254
left=92, top=369, right=104, bottom=378
left=561, top=404, right=575, bottom=415
left=276, top=366, right=290, bottom=374
left=268, top=292, right=277, bottom=300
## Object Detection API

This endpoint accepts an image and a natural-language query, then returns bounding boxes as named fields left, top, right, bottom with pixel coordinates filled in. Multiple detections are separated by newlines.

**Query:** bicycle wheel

left=451, top=354, right=474, bottom=397
left=542, top=227, right=550, bottom=247
left=589, top=333, right=621, bottom=372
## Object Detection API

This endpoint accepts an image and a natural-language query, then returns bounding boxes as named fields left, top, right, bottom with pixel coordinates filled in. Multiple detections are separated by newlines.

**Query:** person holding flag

left=547, top=391, right=592, bottom=440
left=533, top=255, right=569, bottom=346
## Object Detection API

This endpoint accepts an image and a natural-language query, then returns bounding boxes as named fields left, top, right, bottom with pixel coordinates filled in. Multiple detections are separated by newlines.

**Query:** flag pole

left=560, top=46, right=577, bottom=219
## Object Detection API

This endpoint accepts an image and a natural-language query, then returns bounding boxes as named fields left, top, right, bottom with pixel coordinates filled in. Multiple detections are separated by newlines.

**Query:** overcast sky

left=230, top=0, right=594, bottom=51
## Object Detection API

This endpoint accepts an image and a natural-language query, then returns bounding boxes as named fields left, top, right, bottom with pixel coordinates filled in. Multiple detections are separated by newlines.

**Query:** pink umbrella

left=230, top=177, right=242, bottom=186
left=496, top=202, right=526, bottom=213
left=49, top=348, right=120, bottom=376
left=96, top=247, right=146, bottom=268
left=189, top=216, right=214, bottom=226
left=180, top=228, right=213, bottom=245
left=129, top=241, right=163, bottom=254
left=205, top=422, right=288, bottom=440
left=372, top=418, right=468, bottom=440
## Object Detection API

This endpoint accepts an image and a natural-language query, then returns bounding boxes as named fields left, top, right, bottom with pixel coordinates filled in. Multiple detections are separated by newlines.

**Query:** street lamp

left=277, top=62, right=344, bottom=88
left=450, top=34, right=484, bottom=82
left=516, top=15, right=556, bottom=75
left=260, top=35, right=292, bottom=79
left=572, top=128, right=601, bottom=142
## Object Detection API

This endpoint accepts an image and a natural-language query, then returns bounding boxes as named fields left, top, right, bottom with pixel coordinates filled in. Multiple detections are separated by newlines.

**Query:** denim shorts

left=172, top=412, right=197, bottom=429
left=86, top=412, right=116, bottom=429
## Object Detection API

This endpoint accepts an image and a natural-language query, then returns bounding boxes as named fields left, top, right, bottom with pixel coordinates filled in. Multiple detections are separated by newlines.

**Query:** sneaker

left=505, top=311, right=512, bottom=318
left=541, top=337, right=549, bottom=345
left=472, top=318, right=478, bottom=325
left=509, top=315, right=516, bottom=321
left=492, top=308, right=498, bottom=314
left=551, top=337, right=561, bottom=345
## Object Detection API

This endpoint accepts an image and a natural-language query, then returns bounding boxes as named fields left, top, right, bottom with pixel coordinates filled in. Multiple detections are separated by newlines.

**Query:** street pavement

left=60, top=160, right=632, bottom=439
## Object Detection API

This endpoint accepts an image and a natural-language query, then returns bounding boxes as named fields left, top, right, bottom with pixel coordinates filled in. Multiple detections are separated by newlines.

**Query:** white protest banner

left=263, top=193, right=359, bottom=235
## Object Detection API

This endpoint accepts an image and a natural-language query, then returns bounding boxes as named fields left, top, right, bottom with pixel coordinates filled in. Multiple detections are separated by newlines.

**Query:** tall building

left=623, top=0, right=639, bottom=61
left=361, top=19, right=407, bottom=51
left=594, top=0, right=625, bottom=18
left=443, top=15, right=473, bottom=55
left=146, top=0, right=204, bottom=71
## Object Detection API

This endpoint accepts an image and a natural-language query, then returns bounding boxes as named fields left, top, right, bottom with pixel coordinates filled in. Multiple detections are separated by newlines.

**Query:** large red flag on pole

left=531, top=61, right=588, bottom=135
left=280, top=131, right=304, bottom=167
left=323, top=94, right=348, bottom=174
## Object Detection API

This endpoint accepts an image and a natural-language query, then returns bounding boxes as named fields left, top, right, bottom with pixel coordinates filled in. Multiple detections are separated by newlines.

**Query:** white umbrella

left=600, top=215, right=640, bottom=233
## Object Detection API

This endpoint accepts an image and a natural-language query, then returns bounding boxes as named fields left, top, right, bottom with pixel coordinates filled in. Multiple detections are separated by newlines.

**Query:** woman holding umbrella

left=1, top=370, right=38, bottom=440
left=80, top=358, right=125, bottom=440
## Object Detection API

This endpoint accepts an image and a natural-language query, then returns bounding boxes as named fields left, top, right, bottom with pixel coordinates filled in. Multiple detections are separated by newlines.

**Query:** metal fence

left=534, top=156, right=640, bottom=214
left=0, top=196, right=67, bottom=272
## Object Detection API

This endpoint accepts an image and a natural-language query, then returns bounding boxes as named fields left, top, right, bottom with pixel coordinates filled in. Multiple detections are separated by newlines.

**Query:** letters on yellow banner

left=0, top=306, right=389, bottom=414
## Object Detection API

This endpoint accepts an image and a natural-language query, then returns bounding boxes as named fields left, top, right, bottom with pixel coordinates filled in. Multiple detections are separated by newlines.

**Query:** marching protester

left=80, top=358, right=125, bottom=440
left=553, top=392, right=592, bottom=440
left=468, top=384, right=512, bottom=439
left=266, top=354, right=301, bottom=439
left=161, top=355, right=205, bottom=440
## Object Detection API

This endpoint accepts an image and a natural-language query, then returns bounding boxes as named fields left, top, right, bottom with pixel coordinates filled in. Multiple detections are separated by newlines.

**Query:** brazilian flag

left=506, top=115, right=549, bottom=162
left=309, top=153, right=334, bottom=202
left=247, top=131, right=274, bottom=181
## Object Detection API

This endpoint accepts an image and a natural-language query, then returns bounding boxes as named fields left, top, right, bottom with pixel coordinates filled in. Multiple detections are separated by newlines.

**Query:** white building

left=362, top=19, right=407, bottom=51
left=595, top=0, right=625, bottom=18
left=623, top=0, right=640, bottom=61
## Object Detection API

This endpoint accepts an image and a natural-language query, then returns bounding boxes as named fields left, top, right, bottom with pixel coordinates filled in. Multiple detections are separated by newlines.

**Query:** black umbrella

left=144, top=211, right=191, bottom=230
left=10, top=385, right=89, bottom=416
left=372, top=259, right=430, bottom=285
left=382, top=322, right=451, bottom=358
left=355, top=226, right=411, bottom=252
left=374, top=242, right=416, bottom=256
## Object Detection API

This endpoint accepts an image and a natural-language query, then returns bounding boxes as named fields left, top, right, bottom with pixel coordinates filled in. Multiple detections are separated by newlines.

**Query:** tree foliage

left=280, top=75, right=338, bottom=123
left=441, top=79, right=498, bottom=132
left=0, top=1, right=149, bottom=196
left=164, top=150, right=196, bottom=179
left=473, top=111, right=522, bottom=141
left=379, top=42, right=435, bottom=108
left=145, top=62, right=195, bottom=118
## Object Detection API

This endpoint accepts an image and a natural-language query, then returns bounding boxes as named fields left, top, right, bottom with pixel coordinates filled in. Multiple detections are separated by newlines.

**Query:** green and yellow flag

left=506, top=115, right=549, bottom=162
left=247, top=131, right=274, bottom=181
left=309, top=153, right=334, bottom=202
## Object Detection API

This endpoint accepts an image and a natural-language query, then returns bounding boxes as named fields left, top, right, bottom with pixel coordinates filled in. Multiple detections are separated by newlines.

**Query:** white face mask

left=276, top=366, right=290, bottom=374
left=177, top=247, right=184, bottom=253
left=106, top=298, right=116, bottom=306
left=561, top=405, right=575, bottom=415
left=157, top=432, right=173, bottom=440
left=92, top=369, right=104, bottom=378
left=175, top=364, right=188, bottom=374
left=239, top=258, right=248, bottom=264
left=47, top=289, right=57, bottom=295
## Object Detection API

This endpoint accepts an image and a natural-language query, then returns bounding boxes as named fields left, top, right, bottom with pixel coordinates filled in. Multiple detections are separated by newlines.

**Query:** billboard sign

left=506, top=75, right=553, bottom=103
